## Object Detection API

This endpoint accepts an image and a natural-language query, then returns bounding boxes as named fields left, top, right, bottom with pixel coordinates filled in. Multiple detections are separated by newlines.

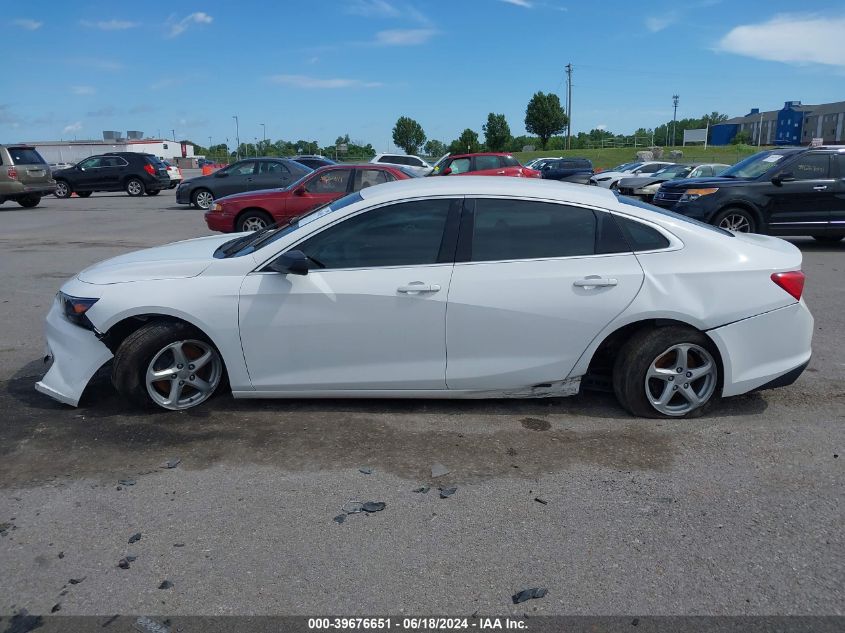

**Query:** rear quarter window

left=615, top=193, right=733, bottom=237
left=613, top=215, right=671, bottom=251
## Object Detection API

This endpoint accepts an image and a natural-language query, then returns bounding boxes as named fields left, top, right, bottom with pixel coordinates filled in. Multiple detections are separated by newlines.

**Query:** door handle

left=496, top=170, right=506, bottom=175
left=573, top=276, right=618, bottom=288
left=812, top=185, right=828, bottom=191
left=397, top=282, right=441, bottom=294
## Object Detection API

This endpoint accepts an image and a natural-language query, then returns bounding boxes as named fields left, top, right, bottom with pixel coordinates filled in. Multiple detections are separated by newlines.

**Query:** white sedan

left=590, top=161, right=674, bottom=189
left=36, top=177, right=813, bottom=418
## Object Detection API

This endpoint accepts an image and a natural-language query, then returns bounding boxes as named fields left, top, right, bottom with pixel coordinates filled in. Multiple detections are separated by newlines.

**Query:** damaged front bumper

left=35, top=297, right=113, bottom=406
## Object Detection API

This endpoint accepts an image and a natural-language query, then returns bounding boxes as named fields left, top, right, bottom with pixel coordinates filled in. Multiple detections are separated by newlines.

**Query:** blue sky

left=2, top=0, right=844, bottom=150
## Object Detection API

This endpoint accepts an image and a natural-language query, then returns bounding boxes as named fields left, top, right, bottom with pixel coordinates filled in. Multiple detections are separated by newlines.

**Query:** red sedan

left=430, top=152, right=541, bottom=178
left=205, top=163, right=416, bottom=232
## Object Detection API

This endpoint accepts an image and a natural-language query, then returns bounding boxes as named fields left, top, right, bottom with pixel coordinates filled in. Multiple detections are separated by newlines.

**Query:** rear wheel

left=192, top=188, right=213, bottom=210
left=813, top=235, right=844, bottom=243
left=18, top=195, right=41, bottom=208
left=54, top=180, right=71, bottom=198
left=146, top=189, right=161, bottom=196
left=126, top=178, right=145, bottom=196
left=77, top=191, right=92, bottom=198
left=613, top=326, right=720, bottom=418
left=112, top=321, right=225, bottom=411
left=236, top=209, right=273, bottom=232
left=712, top=207, right=756, bottom=233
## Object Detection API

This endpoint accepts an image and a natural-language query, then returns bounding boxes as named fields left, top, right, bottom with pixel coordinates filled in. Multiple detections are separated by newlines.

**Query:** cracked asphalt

left=0, top=188, right=842, bottom=617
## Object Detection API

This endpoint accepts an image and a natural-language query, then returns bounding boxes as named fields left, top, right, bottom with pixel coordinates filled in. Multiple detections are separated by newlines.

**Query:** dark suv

left=52, top=152, right=170, bottom=198
left=0, top=145, right=55, bottom=208
left=652, top=146, right=845, bottom=241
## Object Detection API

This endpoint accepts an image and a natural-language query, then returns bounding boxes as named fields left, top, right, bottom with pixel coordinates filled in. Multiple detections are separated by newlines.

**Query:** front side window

left=449, top=158, right=471, bottom=174
left=354, top=169, right=393, bottom=190
left=79, top=157, right=104, bottom=169
left=470, top=199, right=599, bottom=262
left=226, top=161, right=256, bottom=176
left=296, top=199, right=452, bottom=269
left=306, top=169, right=351, bottom=193
left=475, top=155, right=501, bottom=171
left=788, top=154, right=830, bottom=180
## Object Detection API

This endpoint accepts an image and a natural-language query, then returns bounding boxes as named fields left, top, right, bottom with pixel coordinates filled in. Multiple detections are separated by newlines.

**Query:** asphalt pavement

left=0, top=188, right=842, bottom=617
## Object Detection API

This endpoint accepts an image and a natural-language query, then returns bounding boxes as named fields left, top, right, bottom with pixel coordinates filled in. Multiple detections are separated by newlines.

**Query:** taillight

left=771, top=271, right=805, bottom=301
left=7, top=167, right=18, bottom=180
left=143, top=164, right=156, bottom=176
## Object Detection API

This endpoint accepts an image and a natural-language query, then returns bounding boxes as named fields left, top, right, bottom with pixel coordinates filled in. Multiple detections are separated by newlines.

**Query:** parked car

left=206, top=163, right=417, bottom=232
left=292, top=155, right=338, bottom=170
left=652, top=146, right=845, bottom=241
left=52, top=152, right=169, bottom=199
left=430, top=152, right=541, bottom=178
left=539, top=157, right=594, bottom=184
left=162, top=160, right=183, bottom=189
left=49, top=162, right=74, bottom=172
left=589, top=161, right=674, bottom=189
left=370, top=153, right=433, bottom=176
left=524, top=157, right=561, bottom=170
left=0, top=144, right=55, bottom=208
left=37, top=177, right=812, bottom=420
left=176, top=158, right=312, bottom=210
left=618, top=163, right=730, bottom=202
left=197, top=158, right=216, bottom=168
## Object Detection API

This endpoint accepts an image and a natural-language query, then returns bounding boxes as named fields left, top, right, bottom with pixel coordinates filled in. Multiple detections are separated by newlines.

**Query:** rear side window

left=470, top=199, right=598, bottom=261
left=354, top=168, right=393, bottom=190
left=475, top=155, right=501, bottom=171
left=613, top=215, right=671, bottom=251
left=9, top=148, right=46, bottom=165
left=501, top=155, right=520, bottom=167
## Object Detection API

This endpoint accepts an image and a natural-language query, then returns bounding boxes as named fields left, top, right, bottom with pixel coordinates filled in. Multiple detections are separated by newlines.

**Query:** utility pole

left=758, top=112, right=763, bottom=147
left=171, top=129, right=176, bottom=141
left=232, top=115, right=240, bottom=160
left=565, top=63, right=573, bottom=151
left=260, top=123, right=266, bottom=156
left=671, top=94, right=679, bottom=147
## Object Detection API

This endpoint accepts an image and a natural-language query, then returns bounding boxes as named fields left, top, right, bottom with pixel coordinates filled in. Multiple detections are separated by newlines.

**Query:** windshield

left=611, top=161, right=642, bottom=173
left=654, top=164, right=691, bottom=177
left=216, top=192, right=364, bottom=258
left=719, top=150, right=794, bottom=179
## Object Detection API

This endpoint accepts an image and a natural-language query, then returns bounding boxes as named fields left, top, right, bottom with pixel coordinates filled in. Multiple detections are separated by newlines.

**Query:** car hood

left=76, top=234, right=235, bottom=285
left=660, top=176, right=747, bottom=190
left=618, top=176, right=663, bottom=187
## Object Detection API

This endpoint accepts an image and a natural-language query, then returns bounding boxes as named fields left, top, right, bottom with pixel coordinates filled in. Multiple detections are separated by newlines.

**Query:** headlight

left=596, top=176, right=611, bottom=182
left=680, top=188, right=719, bottom=202
left=58, top=292, right=99, bottom=330
left=212, top=203, right=223, bottom=212
left=641, top=183, right=662, bottom=194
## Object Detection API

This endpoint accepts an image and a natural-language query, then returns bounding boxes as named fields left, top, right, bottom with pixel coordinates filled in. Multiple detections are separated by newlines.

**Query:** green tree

left=731, top=130, right=751, bottom=145
left=524, top=92, right=568, bottom=150
left=392, top=116, right=426, bottom=155
left=482, top=113, right=512, bottom=152
left=449, top=129, right=481, bottom=154
left=424, top=139, right=446, bottom=157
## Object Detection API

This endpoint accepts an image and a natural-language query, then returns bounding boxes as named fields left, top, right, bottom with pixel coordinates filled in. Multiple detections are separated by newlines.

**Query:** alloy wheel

left=55, top=182, right=68, bottom=197
left=195, top=191, right=213, bottom=210
left=644, top=343, right=717, bottom=416
left=718, top=213, right=751, bottom=232
left=145, top=339, right=222, bottom=410
left=127, top=180, right=143, bottom=195
left=241, top=216, right=268, bottom=231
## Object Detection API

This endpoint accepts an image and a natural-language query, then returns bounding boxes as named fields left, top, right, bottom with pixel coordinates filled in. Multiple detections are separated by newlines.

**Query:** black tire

left=612, top=326, right=721, bottom=419
left=125, top=178, right=145, bottom=197
left=77, top=191, right=92, bottom=198
left=54, top=180, right=72, bottom=198
left=813, top=235, right=844, bottom=243
left=236, top=209, right=273, bottom=232
left=18, top=195, right=41, bottom=208
left=146, top=189, right=161, bottom=196
left=712, top=207, right=756, bottom=233
left=192, top=188, right=214, bottom=210
left=111, top=320, right=226, bottom=411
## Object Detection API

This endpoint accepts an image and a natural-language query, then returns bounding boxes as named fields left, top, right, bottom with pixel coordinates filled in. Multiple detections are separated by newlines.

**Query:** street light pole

left=171, top=129, right=176, bottom=142
left=232, top=115, right=240, bottom=160
left=671, top=95, right=679, bottom=147
left=260, top=123, right=266, bottom=155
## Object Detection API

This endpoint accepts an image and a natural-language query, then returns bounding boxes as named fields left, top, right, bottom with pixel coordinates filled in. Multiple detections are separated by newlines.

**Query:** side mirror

left=269, top=250, right=310, bottom=275
left=294, top=186, right=306, bottom=196
left=442, top=167, right=452, bottom=176
left=772, top=172, right=794, bottom=185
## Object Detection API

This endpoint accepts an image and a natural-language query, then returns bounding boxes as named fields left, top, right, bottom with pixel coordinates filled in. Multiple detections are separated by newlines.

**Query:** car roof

left=449, top=152, right=515, bottom=159
left=358, top=175, right=617, bottom=206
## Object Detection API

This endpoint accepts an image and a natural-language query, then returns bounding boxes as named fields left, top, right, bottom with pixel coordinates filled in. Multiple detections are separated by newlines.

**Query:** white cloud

left=346, top=0, right=400, bottom=17
left=645, top=15, right=675, bottom=32
left=166, top=12, right=213, bottom=37
left=596, top=124, right=608, bottom=131
left=374, top=28, right=437, bottom=46
left=80, top=19, right=140, bottom=30
left=500, top=0, right=533, bottom=7
left=13, top=18, right=43, bottom=30
left=63, top=122, right=83, bottom=134
left=269, top=74, right=382, bottom=89
left=71, top=85, right=96, bottom=95
left=717, top=14, right=845, bottom=68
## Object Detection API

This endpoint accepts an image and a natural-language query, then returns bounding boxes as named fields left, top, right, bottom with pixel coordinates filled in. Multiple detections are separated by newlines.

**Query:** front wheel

left=236, top=209, right=273, bottom=232
left=18, top=194, right=41, bottom=208
left=712, top=207, right=756, bottom=233
left=112, top=321, right=225, bottom=411
left=192, top=189, right=213, bottom=210
left=126, top=178, right=145, bottom=196
left=54, top=180, right=71, bottom=198
left=613, top=326, right=720, bottom=418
